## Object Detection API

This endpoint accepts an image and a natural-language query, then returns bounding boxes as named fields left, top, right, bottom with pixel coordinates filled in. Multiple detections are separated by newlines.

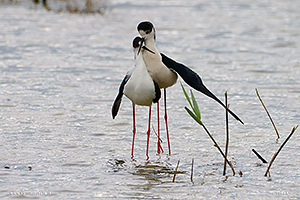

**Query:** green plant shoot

left=180, top=82, right=202, bottom=125
left=181, top=82, right=236, bottom=175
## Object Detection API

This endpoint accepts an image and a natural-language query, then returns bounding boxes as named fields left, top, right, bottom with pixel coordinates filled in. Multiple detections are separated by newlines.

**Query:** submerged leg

left=146, top=106, right=151, bottom=160
left=164, top=89, right=171, bottom=155
left=131, top=104, right=136, bottom=159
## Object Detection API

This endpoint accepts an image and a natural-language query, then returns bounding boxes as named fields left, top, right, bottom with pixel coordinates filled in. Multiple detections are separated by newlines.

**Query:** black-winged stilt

left=137, top=21, right=244, bottom=154
left=112, top=36, right=161, bottom=159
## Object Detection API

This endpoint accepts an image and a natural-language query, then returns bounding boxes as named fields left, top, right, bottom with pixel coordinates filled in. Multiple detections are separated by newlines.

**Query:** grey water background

left=1, top=0, right=300, bottom=199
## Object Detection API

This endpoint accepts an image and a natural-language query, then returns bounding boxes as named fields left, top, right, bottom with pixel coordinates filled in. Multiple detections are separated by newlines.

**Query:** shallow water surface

left=1, top=0, right=300, bottom=199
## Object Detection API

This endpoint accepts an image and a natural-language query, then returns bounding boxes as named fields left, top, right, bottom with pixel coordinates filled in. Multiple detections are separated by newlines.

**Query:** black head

left=137, top=21, right=154, bottom=34
left=132, top=36, right=155, bottom=55
left=132, top=36, right=142, bottom=49
left=137, top=21, right=156, bottom=40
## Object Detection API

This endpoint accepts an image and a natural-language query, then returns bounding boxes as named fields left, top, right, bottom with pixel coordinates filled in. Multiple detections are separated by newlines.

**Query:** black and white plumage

left=137, top=21, right=243, bottom=128
left=160, top=53, right=243, bottom=124
left=112, top=36, right=161, bottom=159
left=112, top=37, right=161, bottom=118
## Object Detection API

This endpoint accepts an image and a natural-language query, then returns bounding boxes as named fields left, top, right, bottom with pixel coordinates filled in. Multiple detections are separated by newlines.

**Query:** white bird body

left=124, top=49, right=157, bottom=106
left=141, top=36, right=178, bottom=89
left=112, top=37, right=160, bottom=118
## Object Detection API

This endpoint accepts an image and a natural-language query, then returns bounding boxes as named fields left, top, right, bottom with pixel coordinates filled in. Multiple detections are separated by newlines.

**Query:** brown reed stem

left=255, top=88, right=280, bottom=139
left=152, top=125, right=164, bottom=153
left=191, top=158, right=194, bottom=184
left=264, top=125, right=298, bottom=176
left=152, top=125, right=163, bottom=143
left=223, top=92, right=229, bottom=176
left=172, top=159, right=180, bottom=182
left=201, top=124, right=235, bottom=176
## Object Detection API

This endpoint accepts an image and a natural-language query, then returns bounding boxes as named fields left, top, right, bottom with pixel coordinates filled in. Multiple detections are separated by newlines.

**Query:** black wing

left=112, top=75, right=130, bottom=119
left=161, top=53, right=244, bottom=124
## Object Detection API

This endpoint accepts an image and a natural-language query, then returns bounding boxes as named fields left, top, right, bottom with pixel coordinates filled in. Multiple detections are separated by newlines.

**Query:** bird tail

left=111, top=75, right=130, bottom=119
left=112, top=96, right=122, bottom=119
left=195, top=83, right=244, bottom=124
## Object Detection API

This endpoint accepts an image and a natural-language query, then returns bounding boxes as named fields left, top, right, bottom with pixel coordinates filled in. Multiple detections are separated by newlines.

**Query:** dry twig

left=223, top=92, right=229, bottom=176
left=191, top=158, right=194, bottom=184
left=264, top=126, right=298, bottom=176
left=172, top=159, right=180, bottom=182
left=256, top=88, right=280, bottom=139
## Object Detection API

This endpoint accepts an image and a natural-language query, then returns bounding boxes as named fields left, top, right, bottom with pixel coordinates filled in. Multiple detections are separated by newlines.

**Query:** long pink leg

left=157, top=101, right=161, bottom=153
left=131, top=104, right=136, bottom=159
left=164, top=89, right=171, bottom=155
left=146, top=106, right=151, bottom=160
left=157, top=101, right=164, bottom=154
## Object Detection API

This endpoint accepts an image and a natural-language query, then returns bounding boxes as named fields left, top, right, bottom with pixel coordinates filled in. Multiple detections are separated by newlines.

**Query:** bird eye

left=145, top=30, right=150, bottom=34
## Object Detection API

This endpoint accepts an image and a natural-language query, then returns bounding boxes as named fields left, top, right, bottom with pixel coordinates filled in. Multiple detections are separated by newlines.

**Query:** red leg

left=131, top=104, right=136, bottom=159
left=157, top=101, right=160, bottom=154
left=164, top=89, right=171, bottom=155
left=146, top=106, right=151, bottom=160
left=157, top=101, right=164, bottom=154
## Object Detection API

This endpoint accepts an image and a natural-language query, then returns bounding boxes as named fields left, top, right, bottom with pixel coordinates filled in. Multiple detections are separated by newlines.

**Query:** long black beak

left=137, top=37, right=145, bottom=55
left=142, top=46, right=155, bottom=54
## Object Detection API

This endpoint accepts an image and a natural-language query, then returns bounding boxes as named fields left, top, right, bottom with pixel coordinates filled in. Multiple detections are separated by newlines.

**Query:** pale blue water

left=1, top=0, right=300, bottom=199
